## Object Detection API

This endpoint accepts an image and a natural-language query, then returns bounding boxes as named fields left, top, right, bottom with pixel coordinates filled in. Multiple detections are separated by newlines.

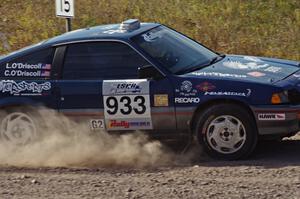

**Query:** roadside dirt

left=1, top=134, right=300, bottom=199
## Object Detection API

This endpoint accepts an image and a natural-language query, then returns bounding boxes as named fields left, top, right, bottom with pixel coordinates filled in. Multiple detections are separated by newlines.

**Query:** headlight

left=271, top=91, right=289, bottom=104
left=287, top=89, right=300, bottom=105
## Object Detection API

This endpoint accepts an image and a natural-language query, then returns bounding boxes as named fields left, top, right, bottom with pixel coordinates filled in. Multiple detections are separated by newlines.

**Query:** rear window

left=0, top=48, right=54, bottom=79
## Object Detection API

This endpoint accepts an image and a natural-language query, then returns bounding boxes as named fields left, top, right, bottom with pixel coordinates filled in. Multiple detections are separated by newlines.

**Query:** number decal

left=106, top=96, right=118, bottom=115
left=90, top=119, right=104, bottom=130
left=120, top=96, right=132, bottom=115
left=105, top=96, right=148, bottom=116
left=103, top=80, right=152, bottom=130
left=134, top=96, right=146, bottom=114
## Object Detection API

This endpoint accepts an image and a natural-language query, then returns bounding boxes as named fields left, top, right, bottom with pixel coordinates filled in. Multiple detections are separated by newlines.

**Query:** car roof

left=45, top=22, right=160, bottom=46
left=0, top=21, right=160, bottom=62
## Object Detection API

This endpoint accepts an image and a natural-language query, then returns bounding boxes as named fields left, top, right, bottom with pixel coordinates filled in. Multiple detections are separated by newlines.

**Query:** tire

left=0, top=107, right=43, bottom=146
left=195, top=103, right=258, bottom=160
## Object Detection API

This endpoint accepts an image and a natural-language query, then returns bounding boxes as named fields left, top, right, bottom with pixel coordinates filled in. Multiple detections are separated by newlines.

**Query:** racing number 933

left=106, top=96, right=146, bottom=115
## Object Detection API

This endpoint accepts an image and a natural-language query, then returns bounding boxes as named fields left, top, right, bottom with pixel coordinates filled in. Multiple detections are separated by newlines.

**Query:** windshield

left=132, top=26, right=218, bottom=74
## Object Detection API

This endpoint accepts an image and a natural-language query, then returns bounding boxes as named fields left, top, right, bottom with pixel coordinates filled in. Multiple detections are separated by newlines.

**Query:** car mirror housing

left=138, top=65, right=164, bottom=80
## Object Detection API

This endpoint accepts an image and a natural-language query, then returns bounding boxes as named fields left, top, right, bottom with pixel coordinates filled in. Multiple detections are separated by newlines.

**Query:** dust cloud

left=0, top=108, right=180, bottom=168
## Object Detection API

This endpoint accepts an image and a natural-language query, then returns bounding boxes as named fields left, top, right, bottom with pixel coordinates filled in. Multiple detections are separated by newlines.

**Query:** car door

left=57, top=41, right=176, bottom=132
left=0, top=47, right=58, bottom=109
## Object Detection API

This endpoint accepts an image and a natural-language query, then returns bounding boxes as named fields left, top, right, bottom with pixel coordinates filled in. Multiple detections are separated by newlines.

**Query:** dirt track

left=1, top=135, right=300, bottom=199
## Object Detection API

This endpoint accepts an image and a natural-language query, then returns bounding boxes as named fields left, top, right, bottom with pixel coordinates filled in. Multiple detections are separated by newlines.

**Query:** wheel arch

left=190, top=98, right=257, bottom=134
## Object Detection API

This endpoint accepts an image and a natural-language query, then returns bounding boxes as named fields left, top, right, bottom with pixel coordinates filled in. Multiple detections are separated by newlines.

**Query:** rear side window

left=0, top=48, right=54, bottom=79
left=62, top=42, right=149, bottom=80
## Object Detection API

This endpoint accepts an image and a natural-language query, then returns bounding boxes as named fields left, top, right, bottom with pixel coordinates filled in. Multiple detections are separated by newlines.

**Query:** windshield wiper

left=175, top=54, right=226, bottom=75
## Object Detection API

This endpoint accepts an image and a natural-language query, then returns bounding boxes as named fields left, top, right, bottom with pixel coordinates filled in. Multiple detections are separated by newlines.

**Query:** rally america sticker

left=107, top=118, right=152, bottom=130
left=103, top=79, right=152, bottom=130
left=258, top=113, right=286, bottom=121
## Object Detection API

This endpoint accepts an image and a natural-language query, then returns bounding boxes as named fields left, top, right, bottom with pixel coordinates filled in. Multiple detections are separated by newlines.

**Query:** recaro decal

left=174, top=97, right=200, bottom=104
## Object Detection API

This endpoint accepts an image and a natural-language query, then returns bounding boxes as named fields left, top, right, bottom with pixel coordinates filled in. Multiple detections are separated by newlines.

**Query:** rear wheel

left=0, top=108, right=41, bottom=145
left=195, top=103, right=258, bottom=160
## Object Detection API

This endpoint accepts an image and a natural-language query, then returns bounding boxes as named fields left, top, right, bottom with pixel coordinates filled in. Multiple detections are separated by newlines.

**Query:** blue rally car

left=0, top=19, right=299, bottom=160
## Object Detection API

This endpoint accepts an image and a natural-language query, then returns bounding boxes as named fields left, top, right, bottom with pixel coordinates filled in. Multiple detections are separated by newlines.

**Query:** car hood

left=185, top=55, right=300, bottom=84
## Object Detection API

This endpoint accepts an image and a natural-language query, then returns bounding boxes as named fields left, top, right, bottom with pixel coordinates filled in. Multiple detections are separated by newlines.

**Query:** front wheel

left=195, top=103, right=258, bottom=160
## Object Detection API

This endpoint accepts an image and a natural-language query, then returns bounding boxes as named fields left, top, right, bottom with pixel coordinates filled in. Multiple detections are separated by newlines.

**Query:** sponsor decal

left=247, top=71, right=265, bottom=77
left=90, top=119, right=105, bottom=130
left=110, top=83, right=141, bottom=94
left=181, top=80, right=192, bottom=92
left=204, top=89, right=251, bottom=97
left=258, top=113, right=285, bottom=121
left=223, top=61, right=269, bottom=70
left=108, top=119, right=152, bottom=130
left=0, top=80, right=51, bottom=96
left=294, top=74, right=300, bottom=78
left=109, top=120, right=129, bottom=128
left=103, top=79, right=149, bottom=95
left=175, top=80, right=197, bottom=97
left=142, top=31, right=162, bottom=42
left=103, top=29, right=126, bottom=34
left=196, top=82, right=216, bottom=92
left=154, top=94, right=169, bottom=107
left=224, top=59, right=281, bottom=74
left=243, top=56, right=263, bottom=62
left=264, top=66, right=281, bottom=73
left=191, top=72, right=247, bottom=78
left=175, top=97, right=200, bottom=104
left=100, top=25, right=118, bottom=30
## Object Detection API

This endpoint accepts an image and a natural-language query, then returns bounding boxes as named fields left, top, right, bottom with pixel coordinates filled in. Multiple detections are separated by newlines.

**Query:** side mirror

left=138, top=65, right=164, bottom=80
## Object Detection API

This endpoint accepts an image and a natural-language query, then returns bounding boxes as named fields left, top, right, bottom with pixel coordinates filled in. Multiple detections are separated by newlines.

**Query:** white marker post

left=55, top=0, right=75, bottom=32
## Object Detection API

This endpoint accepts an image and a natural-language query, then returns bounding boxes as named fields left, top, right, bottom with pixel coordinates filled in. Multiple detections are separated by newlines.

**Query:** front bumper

left=251, top=105, right=300, bottom=135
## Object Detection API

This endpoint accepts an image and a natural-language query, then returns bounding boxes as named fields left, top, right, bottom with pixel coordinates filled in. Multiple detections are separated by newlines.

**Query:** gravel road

left=1, top=135, right=300, bottom=199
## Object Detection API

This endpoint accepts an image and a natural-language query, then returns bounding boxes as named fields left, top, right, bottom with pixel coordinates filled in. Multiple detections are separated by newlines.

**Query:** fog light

left=271, top=93, right=281, bottom=104
left=297, top=112, right=300, bottom=120
left=271, top=92, right=289, bottom=104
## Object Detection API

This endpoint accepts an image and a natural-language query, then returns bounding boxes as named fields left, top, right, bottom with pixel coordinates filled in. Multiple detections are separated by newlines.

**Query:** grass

left=0, top=0, right=299, bottom=61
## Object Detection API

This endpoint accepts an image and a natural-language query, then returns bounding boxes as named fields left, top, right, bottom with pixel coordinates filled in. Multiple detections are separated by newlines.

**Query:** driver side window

left=62, top=42, right=150, bottom=80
